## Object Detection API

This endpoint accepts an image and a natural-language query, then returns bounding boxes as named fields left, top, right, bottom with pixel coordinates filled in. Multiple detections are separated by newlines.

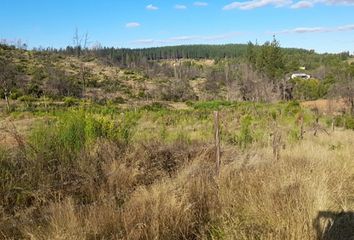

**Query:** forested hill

left=1, top=39, right=353, bottom=106
left=59, top=43, right=351, bottom=63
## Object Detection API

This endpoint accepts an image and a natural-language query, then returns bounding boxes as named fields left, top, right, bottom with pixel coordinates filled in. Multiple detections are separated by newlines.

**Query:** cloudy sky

left=0, top=0, right=353, bottom=53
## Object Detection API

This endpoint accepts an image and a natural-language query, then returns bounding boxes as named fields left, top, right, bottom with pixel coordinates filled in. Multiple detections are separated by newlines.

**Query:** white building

left=291, top=73, right=311, bottom=80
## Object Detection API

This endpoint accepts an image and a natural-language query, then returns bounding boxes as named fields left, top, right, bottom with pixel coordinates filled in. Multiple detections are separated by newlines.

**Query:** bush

left=112, top=96, right=126, bottom=104
left=284, top=100, right=301, bottom=116
left=292, top=78, right=324, bottom=100
left=192, top=100, right=233, bottom=110
left=141, top=102, right=168, bottom=112
left=345, top=116, right=354, bottom=130
left=63, top=97, right=79, bottom=107
left=227, top=115, right=254, bottom=148
left=334, top=115, right=354, bottom=130
left=18, top=95, right=37, bottom=102
left=9, top=89, right=24, bottom=100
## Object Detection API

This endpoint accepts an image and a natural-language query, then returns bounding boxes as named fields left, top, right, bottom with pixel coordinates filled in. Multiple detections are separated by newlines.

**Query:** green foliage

left=63, top=97, right=80, bottom=107
left=29, top=111, right=137, bottom=163
left=255, top=38, right=285, bottom=80
left=192, top=100, right=233, bottom=110
left=288, top=127, right=302, bottom=142
left=141, top=102, right=168, bottom=112
left=292, top=78, right=332, bottom=100
left=284, top=100, right=301, bottom=116
left=228, top=115, right=254, bottom=149
left=333, top=115, right=354, bottom=130
left=111, top=96, right=126, bottom=104
left=116, top=111, right=141, bottom=143
left=30, top=113, right=85, bottom=163
left=26, top=83, right=43, bottom=97
left=9, top=88, right=24, bottom=100
left=18, top=95, right=37, bottom=102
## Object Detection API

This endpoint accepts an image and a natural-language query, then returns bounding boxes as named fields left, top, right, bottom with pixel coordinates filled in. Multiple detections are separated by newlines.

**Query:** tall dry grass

left=1, top=120, right=354, bottom=239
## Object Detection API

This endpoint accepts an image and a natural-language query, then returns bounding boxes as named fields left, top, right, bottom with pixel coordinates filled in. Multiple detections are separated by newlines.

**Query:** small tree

left=0, top=58, right=16, bottom=111
left=330, top=64, right=354, bottom=114
left=44, top=67, right=82, bottom=98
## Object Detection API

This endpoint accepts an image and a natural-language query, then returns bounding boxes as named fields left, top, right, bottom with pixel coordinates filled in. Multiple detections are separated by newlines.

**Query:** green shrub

left=293, top=78, right=322, bottom=100
left=141, top=102, right=168, bottom=112
left=112, top=96, right=126, bottom=104
left=117, top=111, right=141, bottom=143
left=29, top=112, right=109, bottom=163
left=284, top=100, right=301, bottom=116
left=192, top=100, right=233, bottom=110
left=345, top=116, right=354, bottom=130
left=63, top=97, right=79, bottom=107
left=288, top=127, right=301, bottom=142
left=10, top=89, right=24, bottom=100
left=333, top=115, right=354, bottom=130
left=237, top=115, right=254, bottom=148
left=227, top=115, right=254, bottom=149
left=18, top=95, right=37, bottom=102
left=123, top=70, right=135, bottom=75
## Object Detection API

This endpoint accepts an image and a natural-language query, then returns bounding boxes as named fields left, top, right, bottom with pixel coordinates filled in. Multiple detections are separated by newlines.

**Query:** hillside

left=1, top=42, right=353, bottom=111
left=0, top=44, right=150, bottom=102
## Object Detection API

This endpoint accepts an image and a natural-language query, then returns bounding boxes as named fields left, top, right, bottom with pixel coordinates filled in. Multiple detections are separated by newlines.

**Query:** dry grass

left=218, top=131, right=354, bottom=239
left=1, top=116, right=354, bottom=239
left=301, top=99, right=349, bottom=115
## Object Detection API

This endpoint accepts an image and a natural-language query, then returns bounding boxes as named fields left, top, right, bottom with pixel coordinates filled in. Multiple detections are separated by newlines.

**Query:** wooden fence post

left=300, top=116, right=304, bottom=140
left=214, top=111, right=221, bottom=176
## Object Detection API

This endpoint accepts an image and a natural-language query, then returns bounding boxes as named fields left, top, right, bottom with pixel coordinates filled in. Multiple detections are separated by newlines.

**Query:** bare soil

left=301, top=99, right=349, bottom=115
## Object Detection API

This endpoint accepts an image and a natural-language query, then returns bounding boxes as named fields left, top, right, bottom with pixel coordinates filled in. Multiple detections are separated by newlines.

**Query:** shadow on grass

left=314, top=211, right=354, bottom=240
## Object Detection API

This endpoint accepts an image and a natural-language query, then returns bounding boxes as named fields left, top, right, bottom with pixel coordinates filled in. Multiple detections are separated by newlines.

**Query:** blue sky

left=0, top=0, right=353, bottom=53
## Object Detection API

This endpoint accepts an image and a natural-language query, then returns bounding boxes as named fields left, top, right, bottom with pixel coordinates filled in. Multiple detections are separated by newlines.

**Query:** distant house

left=291, top=73, right=311, bottom=80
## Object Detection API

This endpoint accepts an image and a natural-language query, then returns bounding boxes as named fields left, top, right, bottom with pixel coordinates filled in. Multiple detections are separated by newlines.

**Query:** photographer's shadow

left=314, top=211, right=354, bottom=240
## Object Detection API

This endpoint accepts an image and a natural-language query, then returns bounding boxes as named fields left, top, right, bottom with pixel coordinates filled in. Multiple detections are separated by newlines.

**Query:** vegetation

left=1, top=101, right=354, bottom=239
left=1, top=40, right=353, bottom=105
left=1, top=39, right=354, bottom=239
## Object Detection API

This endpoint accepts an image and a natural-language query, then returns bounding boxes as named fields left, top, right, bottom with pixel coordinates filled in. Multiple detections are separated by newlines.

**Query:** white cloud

left=132, top=32, right=241, bottom=45
left=167, top=35, right=199, bottom=41
left=275, top=23, right=354, bottom=34
left=321, top=0, right=354, bottom=5
left=194, top=2, right=209, bottom=7
left=281, top=27, right=327, bottom=33
left=146, top=4, right=159, bottom=10
left=223, top=0, right=292, bottom=10
left=126, top=22, right=141, bottom=28
left=223, top=0, right=354, bottom=10
left=337, top=24, right=354, bottom=31
left=132, top=39, right=155, bottom=44
left=291, top=0, right=314, bottom=8
left=175, top=4, right=187, bottom=9
left=203, top=32, right=241, bottom=40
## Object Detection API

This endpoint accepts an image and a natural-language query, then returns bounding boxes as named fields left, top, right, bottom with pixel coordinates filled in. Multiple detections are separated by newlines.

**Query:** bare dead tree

left=73, top=28, right=90, bottom=57
left=73, top=28, right=82, bottom=58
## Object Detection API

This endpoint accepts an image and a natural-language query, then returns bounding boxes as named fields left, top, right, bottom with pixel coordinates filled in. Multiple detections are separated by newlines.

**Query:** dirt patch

left=0, top=117, right=44, bottom=148
left=301, top=99, right=349, bottom=115
left=168, top=102, right=190, bottom=110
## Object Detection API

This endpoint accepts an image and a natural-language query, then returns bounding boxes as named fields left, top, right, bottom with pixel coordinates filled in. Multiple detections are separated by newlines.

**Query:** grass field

left=1, top=100, right=354, bottom=239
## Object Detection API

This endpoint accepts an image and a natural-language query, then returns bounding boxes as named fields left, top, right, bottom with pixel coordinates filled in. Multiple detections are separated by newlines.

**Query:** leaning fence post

left=214, top=111, right=221, bottom=176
